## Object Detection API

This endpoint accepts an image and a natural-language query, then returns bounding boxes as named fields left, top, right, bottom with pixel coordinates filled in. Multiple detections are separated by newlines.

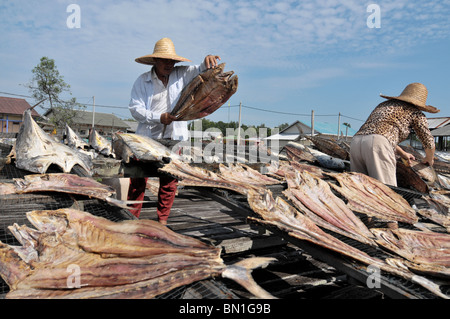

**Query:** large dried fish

left=218, top=163, right=282, bottom=187
left=170, top=63, right=238, bottom=121
left=396, top=159, right=430, bottom=193
left=305, top=135, right=350, bottom=160
left=327, top=172, right=419, bottom=225
left=246, top=188, right=448, bottom=299
left=65, top=124, right=89, bottom=150
left=371, top=228, right=450, bottom=268
left=113, top=132, right=179, bottom=164
left=15, top=109, right=93, bottom=175
left=283, top=171, right=376, bottom=246
left=0, top=173, right=143, bottom=209
left=416, top=196, right=450, bottom=232
left=283, top=142, right=316, bottom=163
left=89, top=128, right=114, bottom=157
left=1, top=209, right=275, bottom=299
left=160, top=160, right=259, bottom=195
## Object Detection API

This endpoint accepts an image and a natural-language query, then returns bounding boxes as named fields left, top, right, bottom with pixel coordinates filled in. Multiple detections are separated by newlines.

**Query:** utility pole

left=92, top=96, right=95, bottom=128
left=237, top=101, right=242, bottom=145
left=337, top=112, right=341, bottom=139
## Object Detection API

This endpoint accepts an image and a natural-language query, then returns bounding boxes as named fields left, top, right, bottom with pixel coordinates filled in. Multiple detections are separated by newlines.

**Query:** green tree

left=25, top=56, right=84, bottom=129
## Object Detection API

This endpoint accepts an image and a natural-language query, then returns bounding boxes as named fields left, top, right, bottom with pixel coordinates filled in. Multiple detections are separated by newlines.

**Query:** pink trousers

left=128, top=176, right=178, bottom=220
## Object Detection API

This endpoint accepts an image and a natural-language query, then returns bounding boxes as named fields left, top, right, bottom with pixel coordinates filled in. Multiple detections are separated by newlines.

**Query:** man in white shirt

left=128, top=37, right=220, bottom=224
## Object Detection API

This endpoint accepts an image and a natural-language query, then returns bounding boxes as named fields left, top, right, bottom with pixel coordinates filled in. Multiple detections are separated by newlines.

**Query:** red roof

left=0, top=96, right=40, bottom=117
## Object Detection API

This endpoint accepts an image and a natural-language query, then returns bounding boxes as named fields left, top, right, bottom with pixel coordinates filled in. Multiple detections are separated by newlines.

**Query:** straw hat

left=380, top=82, right=440, bottom=113
left=135, top=38, right=191, bottom=65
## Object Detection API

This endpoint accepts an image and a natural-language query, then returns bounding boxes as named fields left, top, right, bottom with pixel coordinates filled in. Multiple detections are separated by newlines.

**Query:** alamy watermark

left=366, top=264, right=381, bottom=289
left=66, top=4, right=81, bottom=29
left=367, top=4, right=381, bottom=28
left=170, top=122, right=279, bottom=165
left=66, top=264, right=81, bottom=288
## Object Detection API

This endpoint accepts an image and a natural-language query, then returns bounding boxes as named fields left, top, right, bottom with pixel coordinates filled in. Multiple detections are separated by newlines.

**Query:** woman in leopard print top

left=350, top=83, right=439, bottom=186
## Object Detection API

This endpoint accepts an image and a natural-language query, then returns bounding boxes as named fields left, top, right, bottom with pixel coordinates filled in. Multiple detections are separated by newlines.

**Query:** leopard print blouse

left=355, top=100, right=435, bottom=150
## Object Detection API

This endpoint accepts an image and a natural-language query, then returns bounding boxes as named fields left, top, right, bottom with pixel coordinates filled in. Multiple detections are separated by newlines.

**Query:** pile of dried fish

left=0, top=173, right=143, bottom=209
left=14, top=109, right=93, bottom=175
left=283, top=171, right=376, bottom=246
left=327, top=172, right=419, bottom=225
left=0, top=209, right=275, bottom=299
left=246, top=188, right=448, bottom=299
left=170, top=63, right=238, bottom=122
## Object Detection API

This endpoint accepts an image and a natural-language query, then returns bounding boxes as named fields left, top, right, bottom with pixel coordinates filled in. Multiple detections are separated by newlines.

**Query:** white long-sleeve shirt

left=129, top=62, right=207, bottom=141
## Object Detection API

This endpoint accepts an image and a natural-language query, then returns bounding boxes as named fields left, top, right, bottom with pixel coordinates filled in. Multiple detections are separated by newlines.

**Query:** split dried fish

left=246, top=188, right=448, bottom=299
left=283, top=171, right=376, bottom=246
left=0, top=173, right=144, bottom=209
left=171, top=63, right=238, bottom=121
left=0, top=209, right=275, bottom=299
left=15, top=109, right=93, bottom=175
left=327, top=172, right=419, bottom=225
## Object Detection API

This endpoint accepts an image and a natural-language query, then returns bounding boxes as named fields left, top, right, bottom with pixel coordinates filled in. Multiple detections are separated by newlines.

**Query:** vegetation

left=24, top=56, right=84, bottom=129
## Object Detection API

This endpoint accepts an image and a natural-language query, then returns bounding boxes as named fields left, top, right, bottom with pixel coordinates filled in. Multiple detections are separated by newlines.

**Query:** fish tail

left=411, top=275, right=449, bottom=299
left=222, top=257, right=277, bottom=299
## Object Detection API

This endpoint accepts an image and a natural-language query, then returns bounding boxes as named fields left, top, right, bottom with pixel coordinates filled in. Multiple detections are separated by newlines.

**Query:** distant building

left=0, top=96, right=40, bottom=133
left=43, top=109, right=130, bottom=138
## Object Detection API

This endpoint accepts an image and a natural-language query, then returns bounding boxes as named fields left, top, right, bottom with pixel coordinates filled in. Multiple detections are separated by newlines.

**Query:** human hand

left=204, top=55, right=221, bottom=69
left=160, top=112, right=176, bottom=125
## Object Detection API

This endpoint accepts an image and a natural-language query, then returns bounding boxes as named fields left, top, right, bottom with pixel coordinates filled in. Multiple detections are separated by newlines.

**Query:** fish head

left=26, top=210, right=69, bottom=234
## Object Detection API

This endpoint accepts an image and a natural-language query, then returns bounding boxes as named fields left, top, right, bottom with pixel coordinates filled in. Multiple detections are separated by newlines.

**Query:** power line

left=0, top=90, right=365, bottom=122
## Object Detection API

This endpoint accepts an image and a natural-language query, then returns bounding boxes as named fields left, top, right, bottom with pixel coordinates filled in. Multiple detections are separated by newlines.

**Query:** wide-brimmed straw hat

left=135, top=38, right=191, bottom=65
left=380, top=82, right=440, bottom=113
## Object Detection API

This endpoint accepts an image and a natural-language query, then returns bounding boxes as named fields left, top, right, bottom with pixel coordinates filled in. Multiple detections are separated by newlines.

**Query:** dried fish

left=160, top=160, right=258, bottom=195
left=65, top=124, right=90, bottom=150
left=15, top=109, right=93, bottom=175
left=113, top=132, right=179, bottom=164
left=0, top=173, right=144, bottom=209
left=283, top=171, right=376, bottom=246
left=89, top=128, right=114, bottom=157
left=246, top=188, right=449, bottom=299
left=372, top=228, right=450, bottom=268
left=218, top=163, right=282, bottom=187
left=1, top=209, right=275, bottom=299
left=170, top=63, right=238, bottom=121
left=327, top=172, right=419, bottom=225
left=305, top=135, right=350, bottom=160
left=283, top=142, right=316, bottom=163
left=416, top=196, right=450, bottom=232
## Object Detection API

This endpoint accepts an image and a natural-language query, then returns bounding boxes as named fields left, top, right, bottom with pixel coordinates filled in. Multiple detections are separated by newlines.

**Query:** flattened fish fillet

left=327, top=172, right=418, bottom=224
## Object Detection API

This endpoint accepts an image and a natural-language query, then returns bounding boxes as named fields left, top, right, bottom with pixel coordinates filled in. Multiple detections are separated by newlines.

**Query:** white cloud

left=1, top=0, right=449, bottom=124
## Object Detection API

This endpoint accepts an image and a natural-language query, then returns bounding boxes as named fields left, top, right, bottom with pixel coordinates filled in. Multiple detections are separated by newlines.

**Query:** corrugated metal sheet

left=428, top=117, right=450, bottom=129
left=432, top=125, right=450, bottom=136
left=0, top=97, right=40, bottom=117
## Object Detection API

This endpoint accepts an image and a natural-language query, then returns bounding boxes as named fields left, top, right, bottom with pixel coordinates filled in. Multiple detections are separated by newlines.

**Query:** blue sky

left=0, top=0, right=449, bottom=132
